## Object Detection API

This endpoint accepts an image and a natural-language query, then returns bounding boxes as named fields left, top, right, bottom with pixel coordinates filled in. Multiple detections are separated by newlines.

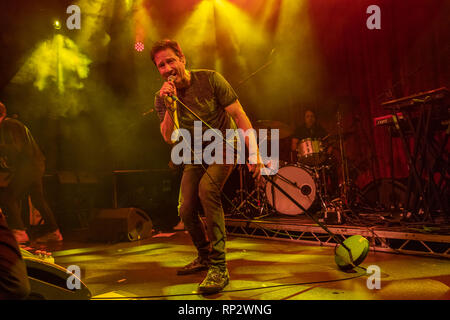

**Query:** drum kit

left=228, top=119, right=351, bottom=221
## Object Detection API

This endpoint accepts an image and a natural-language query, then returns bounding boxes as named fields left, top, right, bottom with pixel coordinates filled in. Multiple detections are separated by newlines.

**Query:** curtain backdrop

left=305, top=0, right=450, bottom=187
left=0, top=0, right=448, bottom=186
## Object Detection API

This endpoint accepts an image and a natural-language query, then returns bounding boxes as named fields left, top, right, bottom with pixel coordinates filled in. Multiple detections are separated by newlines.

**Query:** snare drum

left=297, top=138, right=325, bottom=166
left=265, top=164, right=317, bottom=215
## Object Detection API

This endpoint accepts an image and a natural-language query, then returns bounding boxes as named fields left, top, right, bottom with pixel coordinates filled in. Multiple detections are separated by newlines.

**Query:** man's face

left=305, top=111, right=316, bottom=128
left=154, top=48, right=187, bottom=86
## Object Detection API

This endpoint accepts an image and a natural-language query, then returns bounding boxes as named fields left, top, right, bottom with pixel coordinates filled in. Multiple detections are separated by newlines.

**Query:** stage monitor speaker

left=20, top=249, right=92, bottom=300
left=88, top=207, right=153, bottom=242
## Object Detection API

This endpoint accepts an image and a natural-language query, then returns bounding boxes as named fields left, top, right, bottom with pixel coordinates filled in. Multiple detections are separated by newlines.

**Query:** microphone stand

left=262, top=174, right=354, bottom=261
left=236, top=49, right=275, bottom=89
left=170, top=95, right=356, bottom=264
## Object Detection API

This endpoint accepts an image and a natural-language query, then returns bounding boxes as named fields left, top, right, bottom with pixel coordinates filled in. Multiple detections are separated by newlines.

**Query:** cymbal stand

left=312, top=164, right=330, bottom=206
left=231, top=165, right=270, bottom=219
left=337, top=111, right=350, bottom=203
left=311, top=164, right=345, bottom=224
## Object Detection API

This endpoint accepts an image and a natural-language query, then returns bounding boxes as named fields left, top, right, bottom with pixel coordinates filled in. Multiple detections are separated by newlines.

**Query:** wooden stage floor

left=29, top=229, right=450, bottom=300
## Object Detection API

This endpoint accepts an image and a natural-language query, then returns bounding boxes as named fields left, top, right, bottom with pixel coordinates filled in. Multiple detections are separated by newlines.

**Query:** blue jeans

left=178, top=164, right=233, bottom=268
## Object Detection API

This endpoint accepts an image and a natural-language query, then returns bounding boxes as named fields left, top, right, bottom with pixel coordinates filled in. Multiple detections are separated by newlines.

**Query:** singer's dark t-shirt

left=154, top=69, right=238, bottom=135
left=154, top=70, right=238, bottom=163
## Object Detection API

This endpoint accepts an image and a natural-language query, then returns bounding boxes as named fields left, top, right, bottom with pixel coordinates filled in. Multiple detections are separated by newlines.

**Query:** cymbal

left=323, top=131, right=355, bottom=140
left=253, top=120, right=293, bottom=139
left=322, top=131, right=355, bottom=144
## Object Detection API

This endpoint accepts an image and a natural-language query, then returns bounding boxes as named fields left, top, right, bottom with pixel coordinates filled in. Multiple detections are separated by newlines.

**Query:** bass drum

left=265, top=164, right=317, bottom=215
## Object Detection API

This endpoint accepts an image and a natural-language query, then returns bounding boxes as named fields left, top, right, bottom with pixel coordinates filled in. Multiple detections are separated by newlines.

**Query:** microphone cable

left=90, top=266, right=368, bottom=299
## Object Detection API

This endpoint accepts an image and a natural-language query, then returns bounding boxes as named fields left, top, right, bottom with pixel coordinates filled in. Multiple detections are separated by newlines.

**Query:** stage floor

left=28, top=229, right=450, bottom=300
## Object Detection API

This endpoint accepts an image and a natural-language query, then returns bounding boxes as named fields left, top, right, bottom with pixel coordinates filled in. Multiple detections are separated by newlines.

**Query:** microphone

left=165, top=95, right=175, bottom=104
left=165, top=75, right=176, bottom=103
left=142, top=75, right=176, bottom=116
left=269, top=48, right=276, bottom=57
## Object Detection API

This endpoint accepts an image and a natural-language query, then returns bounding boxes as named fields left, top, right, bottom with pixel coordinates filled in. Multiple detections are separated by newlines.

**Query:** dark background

left=0, top=0, right=449, bottom=229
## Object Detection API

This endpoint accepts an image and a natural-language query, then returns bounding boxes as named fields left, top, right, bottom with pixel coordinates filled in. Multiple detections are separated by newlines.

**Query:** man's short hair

left=150, top=40, right=184, bottom=65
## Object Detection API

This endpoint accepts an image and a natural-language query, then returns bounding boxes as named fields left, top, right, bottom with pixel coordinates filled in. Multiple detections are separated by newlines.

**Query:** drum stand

left=337, top=111, right=351, bottom=203
left=311, top=164, right=346, bottom=225
left=330, top=111, right=362, bottom=220
left=231, top=165, right=270, bottom=219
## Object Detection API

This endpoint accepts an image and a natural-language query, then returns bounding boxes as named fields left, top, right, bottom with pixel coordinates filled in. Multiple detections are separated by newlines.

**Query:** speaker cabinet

left=114, top=169, right=180, bottom=231
left=20, top=249, right=91, bottom=300
left=88, top=208, right=153, bottom=242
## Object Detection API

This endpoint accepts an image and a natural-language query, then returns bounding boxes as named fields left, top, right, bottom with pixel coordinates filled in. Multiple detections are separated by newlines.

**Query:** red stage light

left=135, top=41, right=145, bottom=52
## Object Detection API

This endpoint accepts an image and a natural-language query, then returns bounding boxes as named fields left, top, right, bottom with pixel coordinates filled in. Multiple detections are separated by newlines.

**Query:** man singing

left=151, top=40, right=263, bottom=294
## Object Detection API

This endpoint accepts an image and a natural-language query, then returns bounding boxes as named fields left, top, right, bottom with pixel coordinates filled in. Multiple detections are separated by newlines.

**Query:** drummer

left=291, top=109, right=339, bottom=198
left=290, top=109, right=328, bottom=160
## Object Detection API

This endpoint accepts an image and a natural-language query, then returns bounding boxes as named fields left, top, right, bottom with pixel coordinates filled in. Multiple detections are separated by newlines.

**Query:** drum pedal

left=319, top=206, right=346, bottom=225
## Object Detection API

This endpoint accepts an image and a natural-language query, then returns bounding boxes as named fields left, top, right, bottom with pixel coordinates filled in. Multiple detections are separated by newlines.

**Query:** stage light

left=134, top=41, right=145, bottom=52
left=132, top=0, right=159, bottom=53
left=174, top=0, right=216, bottom=68
left=11, top=34, right=91, bottom=94
left=53, top=20, right=62, bottom=30
left=125, top=0, right=133, bottom=11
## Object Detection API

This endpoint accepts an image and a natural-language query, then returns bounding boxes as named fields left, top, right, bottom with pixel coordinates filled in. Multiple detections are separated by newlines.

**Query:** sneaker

left=177, top=257, right=209, bottom=275
left=198, top=265, right=229, bottom=294
left=173, top=220, right=185, bottom=231
left=12, top=229, right=29, bottom=244
left=35, top=229, right=63, bottom=243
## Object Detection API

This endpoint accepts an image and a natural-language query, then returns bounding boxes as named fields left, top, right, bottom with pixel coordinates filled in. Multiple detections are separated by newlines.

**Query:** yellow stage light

left=53, top=20, right=61, bottom=30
